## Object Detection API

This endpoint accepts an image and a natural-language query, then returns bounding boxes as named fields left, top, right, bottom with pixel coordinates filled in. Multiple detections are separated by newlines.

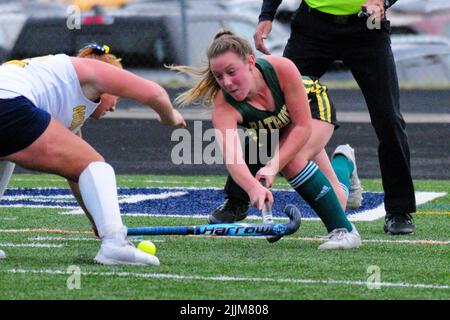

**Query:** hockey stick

left=260, top=179, right=274, bottom=224
left=127, top=204, right=301, bottom=238
left=259, top=179, right=282, bottom=243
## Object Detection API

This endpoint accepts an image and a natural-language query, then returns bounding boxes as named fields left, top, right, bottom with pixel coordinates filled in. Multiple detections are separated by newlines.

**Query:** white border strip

left=284, top=237, right=450, bottom=245
left=1, top=190, right=447, bottom=222
left=28, top=236, right=96, bottom=242
left=99, top=191, right=447, bottom=222
left=26, top=236, right=166, bottom=243
left=347, top=192, right=447, bottom=221
left=4, top=269, right=449, bottom=290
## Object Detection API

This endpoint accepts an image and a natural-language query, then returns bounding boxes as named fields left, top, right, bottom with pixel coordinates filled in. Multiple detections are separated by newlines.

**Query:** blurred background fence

left=1, top=0, right=450, bottom=86
left=2, top=0, right=448, bottom=178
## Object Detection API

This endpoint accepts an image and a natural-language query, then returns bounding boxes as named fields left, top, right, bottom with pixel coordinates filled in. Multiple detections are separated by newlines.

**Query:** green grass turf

left=0, top=174, right=449, bottom=300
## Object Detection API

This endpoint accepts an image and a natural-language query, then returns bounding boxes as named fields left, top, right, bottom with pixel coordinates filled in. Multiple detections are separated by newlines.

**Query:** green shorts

left=302, top=76, right=338, bottom=128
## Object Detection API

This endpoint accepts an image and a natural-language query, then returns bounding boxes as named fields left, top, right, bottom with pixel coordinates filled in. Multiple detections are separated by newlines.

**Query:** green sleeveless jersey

left=223, top=58, right=319, bottom=131
left=223, top=58, right=290, bottom=131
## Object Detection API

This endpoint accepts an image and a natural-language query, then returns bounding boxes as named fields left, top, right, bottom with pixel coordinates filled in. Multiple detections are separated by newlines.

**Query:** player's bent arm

left=212, top=97, right=257, bottom=194
left=265, top=56, right=312, bottom=171
left=71, top=58, right=184, bottom=127
left=212, top=95, right=274, bottom=209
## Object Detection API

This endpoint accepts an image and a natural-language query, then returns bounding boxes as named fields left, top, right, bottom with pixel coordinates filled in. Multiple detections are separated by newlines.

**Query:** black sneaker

left=384, top=213, right=415, bottom=235
left=208, top=198, right=249, bottom=224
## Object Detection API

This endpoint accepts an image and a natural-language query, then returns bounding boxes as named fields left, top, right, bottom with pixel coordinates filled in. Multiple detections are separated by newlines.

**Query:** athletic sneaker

left=208, top=197, right=249, bottom=224
left=318, top=224, right=362, bottom=250
left=0, top=249, right=5, bottom=259
left=332, top=144, right=363, bottom=209
left=94, top=227, right=160, bottom=266
left=384, top=213, right=415, bottom=235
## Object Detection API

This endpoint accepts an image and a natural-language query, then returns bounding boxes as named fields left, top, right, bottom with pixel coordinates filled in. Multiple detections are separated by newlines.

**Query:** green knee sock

left=288, top=161, right=353, bottom=232
left=331, top=155, right=354, bottom=198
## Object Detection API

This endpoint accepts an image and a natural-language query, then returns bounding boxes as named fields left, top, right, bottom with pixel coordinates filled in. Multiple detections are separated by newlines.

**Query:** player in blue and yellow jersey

left=171, top=30, right=361, bottom=250
left=0, top=44, right=186, bottom=264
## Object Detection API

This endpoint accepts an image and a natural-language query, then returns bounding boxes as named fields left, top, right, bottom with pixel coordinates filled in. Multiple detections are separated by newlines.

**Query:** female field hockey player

left=171, top=30, right=361, bottom=250
left=0, top=44, right=186, bottom=264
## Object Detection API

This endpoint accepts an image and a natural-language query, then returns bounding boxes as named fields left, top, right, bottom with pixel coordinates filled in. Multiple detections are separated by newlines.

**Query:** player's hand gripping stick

left=260, top=179, right=274, bottom=224
left=260, top=179, right=281, bottom=243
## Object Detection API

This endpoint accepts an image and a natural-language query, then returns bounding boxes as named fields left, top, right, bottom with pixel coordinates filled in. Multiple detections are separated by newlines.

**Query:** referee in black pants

left=254, top=0, right=415, bottom=234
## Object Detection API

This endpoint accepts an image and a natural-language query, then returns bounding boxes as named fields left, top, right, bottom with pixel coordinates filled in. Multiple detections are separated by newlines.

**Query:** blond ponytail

left=169, top=29, right=254, bottom=107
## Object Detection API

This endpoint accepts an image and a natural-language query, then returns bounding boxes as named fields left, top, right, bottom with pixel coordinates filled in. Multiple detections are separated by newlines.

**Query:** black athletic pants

left=224, top=2, right=416, bottom=215
left=283, top=2, right=415, bottom=214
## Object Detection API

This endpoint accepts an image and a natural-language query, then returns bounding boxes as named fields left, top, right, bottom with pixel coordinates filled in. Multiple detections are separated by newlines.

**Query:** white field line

left=26, top=236, right=166, bottom=243
left=0, top=242, right=63, bottom=248
left=11, top=178, right=64, bottom=183
left=0, top=228, right=92, bottom=234
left=2, top=195, right=73, bottom=200
left=1, top=204, right=79, bottom=209
left=144, top=180, right=289, bottom=188
left=10, top=176, right=289, bottom=187
left=10, top=177, right=218, bottom=185
left=284, top=237, right=450, bottom=245
left=28, top=236, right=97, bottom=242
left=143, top=180, right=222, bottom=185
left=186, top=235, right=450, bottom=245
left=4, top=186, right=224, bottom=191
left=3, top=268, right=450, bottom=290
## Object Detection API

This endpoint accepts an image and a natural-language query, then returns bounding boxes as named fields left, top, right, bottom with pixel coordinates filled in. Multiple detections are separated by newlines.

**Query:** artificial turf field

left=0, top=174, right=448, bottom=301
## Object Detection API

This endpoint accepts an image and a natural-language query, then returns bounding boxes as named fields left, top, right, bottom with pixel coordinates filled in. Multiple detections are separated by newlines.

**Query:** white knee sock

left=79, top=162, right=124, bottom=239
left=0, top=161, right=15, bottom=200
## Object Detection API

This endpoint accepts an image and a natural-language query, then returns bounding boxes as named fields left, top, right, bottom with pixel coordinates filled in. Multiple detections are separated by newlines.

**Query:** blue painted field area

left=1, top=188, right=384, bottom=219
